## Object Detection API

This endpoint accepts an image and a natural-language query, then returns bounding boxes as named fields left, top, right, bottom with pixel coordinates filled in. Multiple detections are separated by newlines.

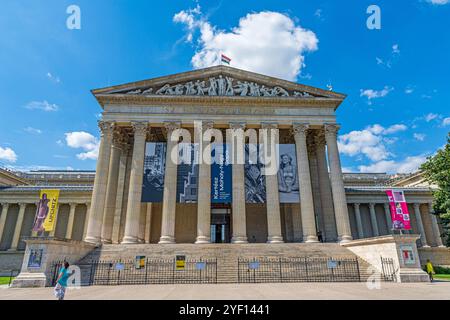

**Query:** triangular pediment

left=92, top=66, right=345, bottom=100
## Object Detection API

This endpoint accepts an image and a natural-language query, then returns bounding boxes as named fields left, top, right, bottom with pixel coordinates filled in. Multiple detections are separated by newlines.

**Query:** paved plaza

left=1, top=282, right=449, bottom=300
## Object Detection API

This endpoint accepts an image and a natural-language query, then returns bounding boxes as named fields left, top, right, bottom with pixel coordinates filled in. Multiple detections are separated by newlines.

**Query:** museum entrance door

left=211, top=206, right=231, bottom=243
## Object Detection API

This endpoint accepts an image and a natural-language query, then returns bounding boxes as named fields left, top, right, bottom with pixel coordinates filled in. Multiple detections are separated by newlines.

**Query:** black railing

left=238, top=257, right=361, bottom=283
left=50, top=258, right=217, bottom=286
left=381, top=257, right=397, bottom=282
left=0, top=270, right=19, bottom=287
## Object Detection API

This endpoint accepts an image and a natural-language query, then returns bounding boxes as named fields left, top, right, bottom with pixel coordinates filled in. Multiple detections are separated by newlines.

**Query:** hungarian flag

left=221, top=54, right=231, bottom=65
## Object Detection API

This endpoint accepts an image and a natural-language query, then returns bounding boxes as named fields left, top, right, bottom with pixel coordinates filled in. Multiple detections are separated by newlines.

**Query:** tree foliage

left=420, top=133, right=450, bottom=246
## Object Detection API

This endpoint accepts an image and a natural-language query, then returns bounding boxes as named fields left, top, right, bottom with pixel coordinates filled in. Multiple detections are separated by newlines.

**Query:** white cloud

left=427, top=0, right=449, bottom=5
left=392, top=44, right=400, bottom=54
left=338, top=124, right=408, bottom=162
left=65, top=132, right=99, bottom=160
left=174, top=6, right=319, bottom=81
left=442, top=117, right=450, bottom=126
left=0, top=146, right=18, bottom=163
left=425, top=113, right=439, bottom=122
left=25, top=100, right=59, bottom=112
left=360, top=86, right=393, bottom=104
left=46, top=72, right=61, bottom=83
left=359, top=155, right=428, bottom=174
left=413, top=133, right=426, bottom=141
left=405, top=86, right=414, bottom=94
left=23, top=127, right=42, bottom=135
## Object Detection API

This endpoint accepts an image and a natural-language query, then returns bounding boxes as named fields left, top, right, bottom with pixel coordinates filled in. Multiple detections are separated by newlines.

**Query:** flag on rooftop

left=221, top=54, right=231, bottom=65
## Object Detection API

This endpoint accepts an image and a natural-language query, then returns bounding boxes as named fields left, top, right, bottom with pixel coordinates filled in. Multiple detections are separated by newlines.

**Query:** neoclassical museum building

left=0, top=66, right=448, bottom=283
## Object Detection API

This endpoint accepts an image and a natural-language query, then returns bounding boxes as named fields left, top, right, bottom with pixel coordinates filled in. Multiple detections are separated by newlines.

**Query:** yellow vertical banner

left=39, top=189, right=60, bottom=232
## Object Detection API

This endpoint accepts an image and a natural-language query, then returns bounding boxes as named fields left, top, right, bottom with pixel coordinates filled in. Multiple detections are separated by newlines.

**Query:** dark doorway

left=211, top=206, right=231, bottom=243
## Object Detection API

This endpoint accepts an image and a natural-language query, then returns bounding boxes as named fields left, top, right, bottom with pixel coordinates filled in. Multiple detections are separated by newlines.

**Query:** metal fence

left=50, top=258, right=217, bottom=286
left=381, top=257, right=397, bottom=282
left=238, top=257, right=362, bottom=283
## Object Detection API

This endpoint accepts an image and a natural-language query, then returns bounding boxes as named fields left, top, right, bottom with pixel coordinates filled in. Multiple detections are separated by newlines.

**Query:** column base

left=421, top=245, right=431, bottom=248
left=303, top=235, right=319, bottom=243
left=231, top=236, right=248, bottom=244
left=195, top=236, right=211, bottom=244
left=101, top=239, right=113, bottom=244
left=158, top=236, right=175, bottom=244
left=338, top=235, right=353, bottom=244
left=84, top=236, right=102, bottom=245
left=121, top=236, right=139, bottom=244
left=267, top=236, right=284, bottom=244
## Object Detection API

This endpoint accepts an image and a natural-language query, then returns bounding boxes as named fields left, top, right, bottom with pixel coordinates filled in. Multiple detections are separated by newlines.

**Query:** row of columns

left=352, top=202, right=444, bottom=247
left=85, top=121, right=354, bottom=245
left=0, top=202, right=91, bottom=251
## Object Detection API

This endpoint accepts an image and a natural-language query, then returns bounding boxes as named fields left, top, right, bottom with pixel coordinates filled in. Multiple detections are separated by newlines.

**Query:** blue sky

left=0, top=0, right=449, bottom=173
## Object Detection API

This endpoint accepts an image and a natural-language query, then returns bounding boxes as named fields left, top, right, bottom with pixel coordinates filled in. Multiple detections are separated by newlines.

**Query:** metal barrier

left=50, top=258, right=217, bottom=286
left=238, top=257, right=362, bottom=283
left=381, top=257, right=397, bottom=282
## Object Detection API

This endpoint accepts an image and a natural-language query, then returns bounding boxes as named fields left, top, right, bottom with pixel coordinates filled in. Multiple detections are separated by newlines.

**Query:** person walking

left=426, top=259, right=435, bottom=282
left=54, top=262, right=70, bottom=300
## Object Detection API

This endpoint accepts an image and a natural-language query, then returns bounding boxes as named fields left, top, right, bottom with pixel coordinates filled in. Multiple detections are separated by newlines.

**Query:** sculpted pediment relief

left=113, top=75, right=321, bottom=98
left=94, top=66, right=343, bottom=100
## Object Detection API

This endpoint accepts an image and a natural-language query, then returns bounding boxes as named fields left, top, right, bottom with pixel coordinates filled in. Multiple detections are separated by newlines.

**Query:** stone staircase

left=75, top=243, right=376, bottom=284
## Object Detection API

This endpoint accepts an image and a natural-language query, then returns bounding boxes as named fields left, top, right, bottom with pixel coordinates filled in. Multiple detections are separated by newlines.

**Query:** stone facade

left=0, top=66, right=447, bottom=273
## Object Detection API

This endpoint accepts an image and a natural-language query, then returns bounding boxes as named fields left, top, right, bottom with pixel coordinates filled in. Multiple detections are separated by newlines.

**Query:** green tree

left=420, top=133, right=450, bottom=246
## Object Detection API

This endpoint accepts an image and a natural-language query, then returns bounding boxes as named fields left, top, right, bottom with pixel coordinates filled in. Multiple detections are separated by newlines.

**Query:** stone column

left=122, top=122, right=148, bottom=244
left=65, top=203, right=77, bottom=239
left=315, top=134, right=337, bottom=242
left=145, top=203, right=152, bottom=243
left=196, top=121, right=214, bottom=244
left=0, top=203, right=10, bottom=244
left=159, top=122, right=181, bottom=244
left=85, top=121, right=114, bottom=244
left=230, top=122, right=248, bottom=244
left=83, top=203, right=91, bottom=239
left=384, top=203, right=393, bottom=233
left=101, top=129, right=124, bottom=243
left=293, top=124, right=318, bottom=243
left=413, top=203, right=429, bottom=247
left=428, top=202, right=444, bottom=247
left=369, top=203, right=380, bottom=237
left=112, top=141, right=130, bottom=244
left=261, top=123, right=283, bottom=243
left=324, top=124, right=352, bottom=243
left=10, top=203, right=26, bottom=251
left=354, top=203, right=364, bottom=239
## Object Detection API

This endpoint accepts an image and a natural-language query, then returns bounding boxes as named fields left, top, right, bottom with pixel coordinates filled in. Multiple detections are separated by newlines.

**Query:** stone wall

left=0, top=251, right=24, bottom=275
left=418, top=247, right=450, bottom=267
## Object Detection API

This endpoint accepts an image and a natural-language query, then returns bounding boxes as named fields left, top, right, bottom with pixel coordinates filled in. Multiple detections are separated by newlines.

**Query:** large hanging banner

left=177, top=143, right=199, bottom=203
left=386, top=189, right=411, bottom=230
left=245, top=144, right=266, bottom=203
left=33, top=189, right=60, bottom=232
left=142, top=142, right=167, bottom=203
left=277, top=144, right=300, bottom=203
left=211, top=144, right=232, bottom=203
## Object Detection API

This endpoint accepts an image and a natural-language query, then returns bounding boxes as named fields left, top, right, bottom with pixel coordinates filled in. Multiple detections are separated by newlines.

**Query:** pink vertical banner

left=386, top=189, right=411, bottom=230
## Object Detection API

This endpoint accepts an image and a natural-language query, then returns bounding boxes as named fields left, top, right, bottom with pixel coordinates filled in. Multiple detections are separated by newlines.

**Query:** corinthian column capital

left=292, top=123, right=310, bottom=136
left=229, top=122, right=246, bottom=131
left=164, top=121, right=181, bottom=133
left=98, top=121, right=114, bottom=137
left=132, top=122, right=148, bottom=137
left=324, top=123, right=341, bottom=136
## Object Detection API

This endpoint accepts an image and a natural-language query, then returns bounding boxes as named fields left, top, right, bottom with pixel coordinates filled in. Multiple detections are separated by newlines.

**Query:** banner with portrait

left=33, top=189, right=60, bottom=232
left=142, top=142, right=167, bottom=203
left=386, top=189, right=411, bottom=230
left=277, top=144, right=300, bottom=203
left=245, top=144, right=266, bottom=203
